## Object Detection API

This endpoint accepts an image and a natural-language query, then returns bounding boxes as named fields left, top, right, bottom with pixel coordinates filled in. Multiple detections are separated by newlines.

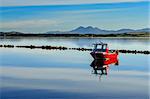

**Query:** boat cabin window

left=93, top=44, right=107, bottom=52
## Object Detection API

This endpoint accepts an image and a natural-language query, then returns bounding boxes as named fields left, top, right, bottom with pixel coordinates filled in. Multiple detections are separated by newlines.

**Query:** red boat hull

left=90, top=52, right=118, bottom=60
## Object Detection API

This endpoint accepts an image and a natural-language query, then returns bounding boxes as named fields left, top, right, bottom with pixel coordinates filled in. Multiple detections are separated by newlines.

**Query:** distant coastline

left=0, top=32, right=149, bottom=39
left=1, top=26, right=150, bottom=38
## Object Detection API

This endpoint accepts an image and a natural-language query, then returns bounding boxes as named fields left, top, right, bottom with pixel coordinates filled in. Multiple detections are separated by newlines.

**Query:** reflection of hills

left=57, top=38, right=148, bottom=48
left=43, top=37, right=149, bottom=48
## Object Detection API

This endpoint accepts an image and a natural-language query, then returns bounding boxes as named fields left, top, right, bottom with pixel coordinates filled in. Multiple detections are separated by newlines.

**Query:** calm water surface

left=0, top=38, right=149, bottom=99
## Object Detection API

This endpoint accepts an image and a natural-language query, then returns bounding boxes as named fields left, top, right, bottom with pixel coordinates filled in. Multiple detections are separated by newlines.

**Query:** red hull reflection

left=90, top=58, right=119, bottom=75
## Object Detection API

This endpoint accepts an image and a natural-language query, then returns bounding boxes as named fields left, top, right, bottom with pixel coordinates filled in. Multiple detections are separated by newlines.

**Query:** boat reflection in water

left=90, top=42, right=119, bottom=78
left=90, top=58, right=119, bottom=76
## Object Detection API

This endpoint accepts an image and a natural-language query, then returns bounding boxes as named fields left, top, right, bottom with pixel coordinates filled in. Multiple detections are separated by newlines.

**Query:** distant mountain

left=46, top=31, right=63, bottom=34
left=1, top=27, right=149, bottom=35
left=116, top=29, right=135, bottom=33
left=0, top=31, right=23, bottom=34
left=135, top=28, right=150, bottom=33
left=46, top=31, right=73, bottom=34
left=70, top=26, right=150, bottom=34
left=70, top=26, right=108, bottom=34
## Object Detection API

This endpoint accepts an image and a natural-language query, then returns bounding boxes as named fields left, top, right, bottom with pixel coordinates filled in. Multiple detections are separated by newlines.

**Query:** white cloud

left=1, top=66, right=149, bottom=80
left=1, top=0, right=148, bottom=6
left=1, top=66, right=148, bottom=93
left=0, top=19, right=61, bottom=29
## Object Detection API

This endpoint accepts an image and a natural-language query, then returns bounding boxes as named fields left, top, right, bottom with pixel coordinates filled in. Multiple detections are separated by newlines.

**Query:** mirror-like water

left=0, top=38, right=149, bottom=99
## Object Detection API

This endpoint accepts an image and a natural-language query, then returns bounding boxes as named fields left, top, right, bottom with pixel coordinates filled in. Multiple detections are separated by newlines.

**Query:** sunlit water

left=0, top=38, right=149, bottom=99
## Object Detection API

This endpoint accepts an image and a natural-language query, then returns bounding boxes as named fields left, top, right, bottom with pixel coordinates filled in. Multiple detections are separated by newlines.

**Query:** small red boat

left=90, top=42, right=118, bottom=60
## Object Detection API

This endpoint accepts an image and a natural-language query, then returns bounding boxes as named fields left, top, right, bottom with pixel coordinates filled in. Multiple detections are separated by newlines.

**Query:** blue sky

left=0, top=0, right=149, bottom=32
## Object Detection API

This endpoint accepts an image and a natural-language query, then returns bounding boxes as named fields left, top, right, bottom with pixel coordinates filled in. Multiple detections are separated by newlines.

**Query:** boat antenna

left=99, top=41, right=103, bottom=44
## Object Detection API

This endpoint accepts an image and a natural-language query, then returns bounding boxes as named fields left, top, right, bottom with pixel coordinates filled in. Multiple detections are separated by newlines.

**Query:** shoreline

left=0, top=36, right=149, bottom=39
left=0, top=32, right=149, bottom=39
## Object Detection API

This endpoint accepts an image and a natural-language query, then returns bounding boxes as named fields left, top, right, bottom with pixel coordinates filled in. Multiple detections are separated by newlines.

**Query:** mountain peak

left=86, top=26, right=93, bottom=29
left=70, top=26, right=150, bottom=34
left=71, top=26, right=100, bottom=34
left=77, top=26, right=85, bottom=29
left=71, top=26, right=104, bottom=34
